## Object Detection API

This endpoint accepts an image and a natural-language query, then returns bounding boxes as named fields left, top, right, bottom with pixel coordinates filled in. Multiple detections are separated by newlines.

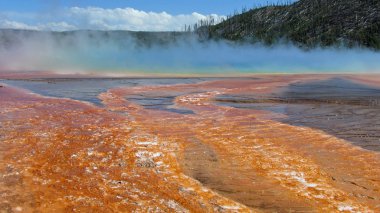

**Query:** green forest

left=194, top=0, right=380, bottom=50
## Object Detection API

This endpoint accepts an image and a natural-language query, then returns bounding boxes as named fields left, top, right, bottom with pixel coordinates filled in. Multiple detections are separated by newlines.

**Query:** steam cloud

left=0, top=30, right=380, bottom=76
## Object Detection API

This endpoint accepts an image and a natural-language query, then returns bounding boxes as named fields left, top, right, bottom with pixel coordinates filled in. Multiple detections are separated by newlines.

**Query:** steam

left=0, top=30, right=380, bottom=76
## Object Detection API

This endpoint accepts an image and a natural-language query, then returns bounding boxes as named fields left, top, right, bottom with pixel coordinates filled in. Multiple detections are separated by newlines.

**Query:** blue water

left=0, top=78, right=207, bottom=107
left=1, top=31, right=380, bottom=74
left=126, top=94, right=194, bottom=114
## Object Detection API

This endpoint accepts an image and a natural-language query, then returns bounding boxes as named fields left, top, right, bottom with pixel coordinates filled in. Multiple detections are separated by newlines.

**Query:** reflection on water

left=126, top=94, right=194, bottom=114
left=214, top=78, right=380, bottom=151
left=0, top=78, right=207, bottom=106
left=283, top=78, right=380, bottom=105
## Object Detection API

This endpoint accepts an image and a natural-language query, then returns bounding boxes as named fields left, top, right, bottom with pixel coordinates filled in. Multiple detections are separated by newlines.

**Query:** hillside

left=208, top=0, right=380, bottom=49
left=0, top=29, right=191, bottom=49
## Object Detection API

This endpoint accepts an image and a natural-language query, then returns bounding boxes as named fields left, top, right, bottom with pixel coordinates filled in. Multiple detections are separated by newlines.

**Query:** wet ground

left=0, top=78, right=207, bottom=105
left=1, top=74, right=380, bottom=212
left=214, top=78, right=380, bottom=151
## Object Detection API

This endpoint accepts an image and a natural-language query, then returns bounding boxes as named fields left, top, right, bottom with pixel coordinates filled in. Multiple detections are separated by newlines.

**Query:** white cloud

left=0, top=20, right=38, bottom=30
left=39, top=22, right=77, bottom=31
left=0, top=7, right=226, bottom=31
left=0, top=19, right=76, bottom=31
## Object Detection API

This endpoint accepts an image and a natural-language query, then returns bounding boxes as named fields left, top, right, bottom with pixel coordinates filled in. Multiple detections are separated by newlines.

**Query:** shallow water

left=0, top=78, right=207, bottom=106
left=126, top=94, right=194, bottom=114
left=214, top=78, right=380, bottom=151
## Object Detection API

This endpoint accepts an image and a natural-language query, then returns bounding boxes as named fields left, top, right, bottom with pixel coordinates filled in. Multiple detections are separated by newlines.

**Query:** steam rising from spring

left=0, top=29, right=380, bottom=75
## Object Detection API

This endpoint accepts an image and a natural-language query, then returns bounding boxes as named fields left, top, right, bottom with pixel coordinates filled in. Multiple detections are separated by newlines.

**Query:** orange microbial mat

left=1, top=74, right=380, bottom=212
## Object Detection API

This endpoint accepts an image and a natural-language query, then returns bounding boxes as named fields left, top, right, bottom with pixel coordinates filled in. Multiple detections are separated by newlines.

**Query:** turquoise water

left=1, top=31, right=380, bottom=75
left=70, top=42, right=380, bottom=74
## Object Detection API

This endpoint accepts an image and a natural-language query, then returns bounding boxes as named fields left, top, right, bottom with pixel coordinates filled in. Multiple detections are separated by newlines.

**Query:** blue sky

left=0, top=0, right=295, bottom=15
left=0, top=0, right=297, bottom=31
